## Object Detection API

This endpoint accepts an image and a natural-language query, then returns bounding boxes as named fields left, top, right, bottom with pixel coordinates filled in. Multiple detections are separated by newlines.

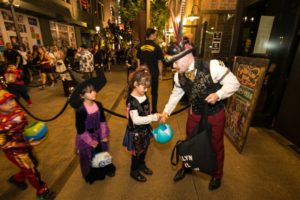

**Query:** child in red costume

left=4, top=65, right=33, bottom=107
left=0, top=89, right=55, bottom=200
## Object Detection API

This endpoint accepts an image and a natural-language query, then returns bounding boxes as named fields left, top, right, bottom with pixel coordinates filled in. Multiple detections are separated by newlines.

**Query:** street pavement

left=1, top=65, right=300, bottom=200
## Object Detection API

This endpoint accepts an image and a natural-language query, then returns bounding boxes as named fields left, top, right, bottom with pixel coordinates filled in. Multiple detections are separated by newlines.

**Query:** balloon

left=24, top=121, right=48, bottom=141
left=152, top=123, right=173, bottom=144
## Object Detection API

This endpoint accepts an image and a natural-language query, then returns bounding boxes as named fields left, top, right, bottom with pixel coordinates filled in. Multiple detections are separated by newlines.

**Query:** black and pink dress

left=75, top=101, right=116, bottom=183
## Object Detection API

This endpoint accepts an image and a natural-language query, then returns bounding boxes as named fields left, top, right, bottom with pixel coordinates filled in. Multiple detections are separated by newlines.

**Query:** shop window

left=49, top=21, right=77, bottom=49
left=198, top=13, right=235, bottom=61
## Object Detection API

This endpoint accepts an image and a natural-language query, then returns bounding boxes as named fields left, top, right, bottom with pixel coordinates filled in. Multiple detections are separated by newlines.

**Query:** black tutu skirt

left=122, top=127, right=152, bottom=154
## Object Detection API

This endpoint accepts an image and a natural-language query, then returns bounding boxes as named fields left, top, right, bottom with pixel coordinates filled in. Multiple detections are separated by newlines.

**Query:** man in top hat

left=160, top=43, right=240, bottom=190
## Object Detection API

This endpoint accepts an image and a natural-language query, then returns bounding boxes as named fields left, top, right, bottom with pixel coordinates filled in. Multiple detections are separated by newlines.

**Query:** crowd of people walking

left=0, top=41, right=139, bottom=102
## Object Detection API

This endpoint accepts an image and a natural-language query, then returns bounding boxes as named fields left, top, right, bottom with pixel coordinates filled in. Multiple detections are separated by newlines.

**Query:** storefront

left=0, top=8, right=43, bottom=51
left=193, top=0, right=300, bottom=146
left=235, top=0, right=300, bottom=146
left=190, top=0, right=237, bottom=62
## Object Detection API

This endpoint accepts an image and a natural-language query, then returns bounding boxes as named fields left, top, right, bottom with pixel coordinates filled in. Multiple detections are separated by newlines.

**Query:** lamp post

left=95, top=26, right=101, bottom=47
left=184, top=3, right=201, bottom=56
left=186, top=4, right=200, bottom=21
left=7, top=0, right=22, bottom=46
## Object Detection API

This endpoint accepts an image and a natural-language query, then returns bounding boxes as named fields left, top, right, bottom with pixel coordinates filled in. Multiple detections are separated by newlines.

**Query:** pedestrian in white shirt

left=160, top=43, right=240, bottom=190
left=75, top=44, right=94, bottom=78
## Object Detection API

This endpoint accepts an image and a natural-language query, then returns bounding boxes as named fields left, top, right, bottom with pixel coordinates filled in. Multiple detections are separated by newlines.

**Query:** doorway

left=275, top=37, right=300, bottom=147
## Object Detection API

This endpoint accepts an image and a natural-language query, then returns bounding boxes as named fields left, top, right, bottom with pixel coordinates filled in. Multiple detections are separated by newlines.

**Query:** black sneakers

left=173, top=168, right=193, bottom=182
left=8, top=176, right=28, bottom=190
left=130, top=171, right=147, bottom=182
left=173, top=168, right=186, bottom=182
left=106, top=171, right=115, bottom=177
left=139, top=166, right=153, bottom=175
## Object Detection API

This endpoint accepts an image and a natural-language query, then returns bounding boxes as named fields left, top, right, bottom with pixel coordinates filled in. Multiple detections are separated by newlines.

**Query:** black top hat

left=166, top=43, right=182, bottom=55
left=69, top=74, right=107, bottom=109
left=164, top=43, right=194, bottom=64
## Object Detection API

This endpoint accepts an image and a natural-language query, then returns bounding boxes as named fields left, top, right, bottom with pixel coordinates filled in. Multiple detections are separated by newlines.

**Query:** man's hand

left=205, top=93, right=219, bottom=104
left=159, top=112, right=169, bottom=123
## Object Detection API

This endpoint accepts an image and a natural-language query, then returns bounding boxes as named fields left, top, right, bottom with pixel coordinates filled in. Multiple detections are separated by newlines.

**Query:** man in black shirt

left=137, top=28, right=163, bottom=113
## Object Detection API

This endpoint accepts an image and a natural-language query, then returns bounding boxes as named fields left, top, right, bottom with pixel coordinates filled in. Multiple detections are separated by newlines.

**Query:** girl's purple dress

left=75, top=101, right=116, bottom=183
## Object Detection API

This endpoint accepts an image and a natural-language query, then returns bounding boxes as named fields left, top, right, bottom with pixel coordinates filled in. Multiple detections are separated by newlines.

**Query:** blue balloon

left=152, top=123, right=173, bottom=144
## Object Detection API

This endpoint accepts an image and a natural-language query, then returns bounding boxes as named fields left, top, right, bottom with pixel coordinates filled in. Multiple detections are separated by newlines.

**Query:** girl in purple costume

left=75, top=84, right=115, bottom=184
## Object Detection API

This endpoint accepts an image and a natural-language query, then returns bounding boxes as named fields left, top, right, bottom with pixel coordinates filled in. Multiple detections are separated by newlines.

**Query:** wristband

left=163, top=113, right=169, bottom=119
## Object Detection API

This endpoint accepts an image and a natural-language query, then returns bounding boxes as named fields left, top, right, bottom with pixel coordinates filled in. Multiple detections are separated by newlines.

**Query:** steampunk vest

left=178, top=60, right=224, bottom=115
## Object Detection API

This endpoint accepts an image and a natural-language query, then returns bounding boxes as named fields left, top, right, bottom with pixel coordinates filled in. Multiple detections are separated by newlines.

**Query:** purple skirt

left=76, top=135, right=111, bottom=179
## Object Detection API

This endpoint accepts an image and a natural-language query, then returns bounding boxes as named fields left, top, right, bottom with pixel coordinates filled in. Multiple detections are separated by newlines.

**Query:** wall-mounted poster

left=0, top=8, right=43, bottom=51
left=4, top=22, right=16, bottom=31
left=225, top=56, right=269, bottom=153
left=0, top=26, right=4, bottom=51
left=17, top=14, right=24, bottom=23
left=1, top=10, right=13, bottom=21
left=36, top=33, right=41, bottom=44
left=28, top=17, right=37, bottom=26
left=35, top=33, right=40, bottom=40
left=58, top=24, right=68, bottom=32
left=18, top=24, right=26, bottom=33
left=10, top=36, right=18, bottom=44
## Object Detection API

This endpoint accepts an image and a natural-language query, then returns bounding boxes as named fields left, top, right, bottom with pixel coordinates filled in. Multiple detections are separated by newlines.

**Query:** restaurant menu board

left=225, top=56, right=269, bottom=153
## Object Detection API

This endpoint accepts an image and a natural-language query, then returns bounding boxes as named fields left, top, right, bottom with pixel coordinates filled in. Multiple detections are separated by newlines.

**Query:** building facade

left=0, top=0, right=115, bottom=52
left=167, top=0, right=300, bottom=147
